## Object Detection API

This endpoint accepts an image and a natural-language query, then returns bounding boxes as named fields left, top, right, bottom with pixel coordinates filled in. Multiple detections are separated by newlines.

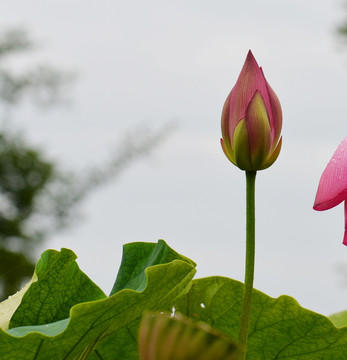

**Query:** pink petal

left=221, top=91, right=233, bottom=152
left=344, top=201, right=347, bottom=246
left=262, top=70, right=282, bottom=148
left=229, top=51, right=271, bottom=137
left=314, top=137, right=347, bottom=211
left=244, top=91, right=272, bottom=165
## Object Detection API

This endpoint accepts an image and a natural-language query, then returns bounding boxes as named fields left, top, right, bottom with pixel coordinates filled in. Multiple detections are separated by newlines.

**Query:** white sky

left=1, top=0, right=347, bottom=316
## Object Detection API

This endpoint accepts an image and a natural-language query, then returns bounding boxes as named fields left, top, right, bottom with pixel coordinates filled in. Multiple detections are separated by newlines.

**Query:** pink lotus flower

left=221, top=50, right=282, bottom=171
left=314, top=137, right=347, bottom=245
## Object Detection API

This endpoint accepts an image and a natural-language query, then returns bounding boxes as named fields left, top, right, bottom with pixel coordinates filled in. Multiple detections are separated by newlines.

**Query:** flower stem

left=238, top=170, right=256, bottom=359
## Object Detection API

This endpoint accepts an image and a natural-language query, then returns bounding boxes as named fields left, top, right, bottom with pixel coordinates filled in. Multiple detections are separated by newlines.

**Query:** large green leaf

left=329, top=310, right=347, bottom=328
left=0, top=241, right=196, bottom=359
left=0, top=274, right=37, bottom=330
left=174, top=277, right=347, bottom=359
left=3, top=240, right=345, bottom=359
left=9, top=248, right=106, bottom=328
left=110, top=239, right=196, bottom=294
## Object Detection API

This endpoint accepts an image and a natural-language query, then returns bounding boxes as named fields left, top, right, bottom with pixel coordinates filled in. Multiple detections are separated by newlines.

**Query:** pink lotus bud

left=314, top=137, right=347, bottom=245
left=221, top=50, right=282, bottom=171
left=138, top=312, right=238, bottom=360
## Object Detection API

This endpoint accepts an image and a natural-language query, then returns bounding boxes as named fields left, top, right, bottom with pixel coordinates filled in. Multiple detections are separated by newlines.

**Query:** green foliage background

left=1, top=240, right=347, bottom=359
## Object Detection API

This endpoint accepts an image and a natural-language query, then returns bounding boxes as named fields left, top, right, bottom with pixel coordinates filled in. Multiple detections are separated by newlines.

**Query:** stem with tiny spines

left=237, top=170, right=256, bottom=360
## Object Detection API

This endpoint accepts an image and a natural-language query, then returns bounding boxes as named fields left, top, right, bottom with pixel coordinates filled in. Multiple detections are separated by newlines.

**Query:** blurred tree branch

left=336, top=2, right=347, bottom=45
left=0, top=27, right=172, bottom=300
left=0, top=29, right=33, bottom=57
left=0, top=29, right=75, bottom=108
left=0, top=65, right=75, bottom=107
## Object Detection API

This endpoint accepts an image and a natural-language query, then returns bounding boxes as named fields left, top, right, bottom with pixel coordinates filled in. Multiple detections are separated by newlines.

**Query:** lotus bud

left=138, top=312, right=238, bottom=360
left=221, top=50, right=282, bottom=171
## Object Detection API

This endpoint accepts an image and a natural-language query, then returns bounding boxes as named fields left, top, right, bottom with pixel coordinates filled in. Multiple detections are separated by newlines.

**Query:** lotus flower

left=314, top=137, right=347, bottom=245
left=221, top=50, right=282, bottom=171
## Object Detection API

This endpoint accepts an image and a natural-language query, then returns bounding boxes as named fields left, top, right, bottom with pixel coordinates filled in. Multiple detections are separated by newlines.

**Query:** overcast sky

left=1, top=0, right=347, bottom=316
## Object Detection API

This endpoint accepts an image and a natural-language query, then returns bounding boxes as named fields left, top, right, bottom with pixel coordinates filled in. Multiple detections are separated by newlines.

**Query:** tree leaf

left=174, top=276, right=347, bottom=359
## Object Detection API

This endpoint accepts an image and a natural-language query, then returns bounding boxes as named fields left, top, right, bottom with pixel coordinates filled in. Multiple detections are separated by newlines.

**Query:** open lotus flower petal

left=313, top=137, right=347, bottom=245
left=221, top=50, right=282, bottom=171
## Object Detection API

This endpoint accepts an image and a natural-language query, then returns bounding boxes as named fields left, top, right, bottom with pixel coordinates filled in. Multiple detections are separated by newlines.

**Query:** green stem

left=238, top=170, right=256, bottom=360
